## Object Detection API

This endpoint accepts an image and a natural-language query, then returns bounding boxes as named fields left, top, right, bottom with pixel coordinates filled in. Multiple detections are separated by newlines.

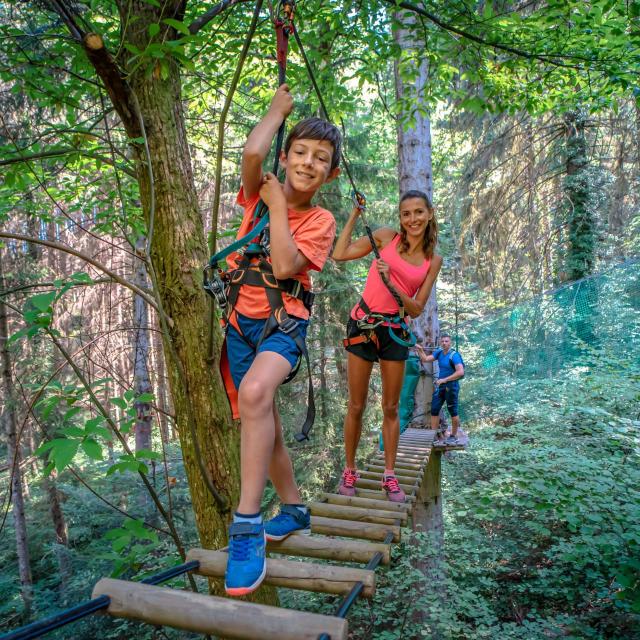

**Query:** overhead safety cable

left=291, top=25, right=415, bottom=348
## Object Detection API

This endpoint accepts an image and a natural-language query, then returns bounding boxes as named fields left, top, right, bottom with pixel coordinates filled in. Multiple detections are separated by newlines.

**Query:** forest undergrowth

left=282, top=363, right=640, bottom=640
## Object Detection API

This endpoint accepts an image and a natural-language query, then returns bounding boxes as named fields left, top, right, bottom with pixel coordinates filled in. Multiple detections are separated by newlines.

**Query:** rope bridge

left=1, top=430, right=464, bottom=640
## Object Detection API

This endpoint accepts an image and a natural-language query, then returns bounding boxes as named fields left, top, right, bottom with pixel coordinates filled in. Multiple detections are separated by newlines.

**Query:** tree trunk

left=563, top=110, right=594, bottom=281
left=0, top=249, right=33, bottom=614
left=42, top=472, right=72, bottom=597
left=393, top=7, right=445, bottom=629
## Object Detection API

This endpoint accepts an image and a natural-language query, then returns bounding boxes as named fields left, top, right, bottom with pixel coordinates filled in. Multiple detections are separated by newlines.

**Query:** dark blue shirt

left=433, top=348, right=463, bottom=379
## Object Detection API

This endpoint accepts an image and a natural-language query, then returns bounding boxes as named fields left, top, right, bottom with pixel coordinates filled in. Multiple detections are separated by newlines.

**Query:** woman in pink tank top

left=332, top=190, right=442, bottom=502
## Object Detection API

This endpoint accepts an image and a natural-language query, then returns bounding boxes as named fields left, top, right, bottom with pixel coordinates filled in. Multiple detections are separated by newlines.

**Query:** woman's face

left=399, top=197, right=432, bottom=240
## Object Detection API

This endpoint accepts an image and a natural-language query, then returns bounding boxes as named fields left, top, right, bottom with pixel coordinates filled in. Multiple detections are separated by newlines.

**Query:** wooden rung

left=186, top=548, right=376, bottom=598
left=374, top=455, right=425, bottom=466
left=92, top=578, right=348, bottom=640
left=267, top=532, right=391, bottom=564
left=356, top=478, right=415, bottom=493
left=375, top=451, right=429, bottom=461
left=398, top=442, right=431, bottom=448
left=321, top=492, right=411, bottom=514
left=356, top=488, right=416, bottom=503
left=359, top=471, right=419, bottom=485
left=372, top=460, right=424, bottom=472
left=311, top=515, right=400, bottom=542
left=397, top=447, right=430, bottom=455
left=366, top=465, right=421, bottom=478
left=310, top=500, right=407, bottom=525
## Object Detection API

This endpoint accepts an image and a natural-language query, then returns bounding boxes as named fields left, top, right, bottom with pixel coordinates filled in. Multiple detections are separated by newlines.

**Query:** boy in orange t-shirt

left=223, top=84, right=340, bottom=596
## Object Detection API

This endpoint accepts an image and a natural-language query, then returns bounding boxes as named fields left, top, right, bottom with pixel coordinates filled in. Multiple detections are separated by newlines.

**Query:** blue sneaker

left=264, top=504, right=311, bottom=541
left=224, top=521, right=266, bottom=596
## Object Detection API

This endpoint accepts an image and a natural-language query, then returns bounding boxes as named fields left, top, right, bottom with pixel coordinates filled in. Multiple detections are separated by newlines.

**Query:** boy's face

left=280, top=138, right=340, bottom=195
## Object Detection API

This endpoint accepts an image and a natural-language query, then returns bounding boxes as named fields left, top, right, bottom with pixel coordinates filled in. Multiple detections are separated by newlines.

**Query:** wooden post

left=413, top=450, right=446, bottom=634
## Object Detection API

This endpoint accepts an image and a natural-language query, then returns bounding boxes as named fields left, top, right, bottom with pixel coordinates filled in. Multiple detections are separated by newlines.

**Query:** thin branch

left=46, top=330, right=190, bottom=563
left=188, top=0, right=253, bottom=35
left=0, top=232, right=159, bottom=312
left=383, top=0, right=582, bottom=69
left=0, top=147, right=136, bottom=177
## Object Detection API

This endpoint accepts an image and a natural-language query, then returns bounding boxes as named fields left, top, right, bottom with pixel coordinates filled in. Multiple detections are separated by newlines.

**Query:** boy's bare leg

left=237, top=351, right=292, bottom=514
left=343, top=352, right=374, bottom=469
left=269, top=402, right=301, bottom=503
left=379, top=359, right=405, bottom=470
left=451, top=415, right=460, bottom=437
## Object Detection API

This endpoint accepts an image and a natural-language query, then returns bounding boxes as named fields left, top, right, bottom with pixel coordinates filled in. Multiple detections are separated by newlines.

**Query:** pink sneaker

left=338, top=468, right=359, bottom=497
left=382, top=475, right=406, bottom=503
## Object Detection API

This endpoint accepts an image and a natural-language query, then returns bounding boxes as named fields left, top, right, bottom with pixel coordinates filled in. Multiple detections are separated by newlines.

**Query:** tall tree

left=563, top=109, right=594, bottom=281
left=0, top=249, right=33, bottom=614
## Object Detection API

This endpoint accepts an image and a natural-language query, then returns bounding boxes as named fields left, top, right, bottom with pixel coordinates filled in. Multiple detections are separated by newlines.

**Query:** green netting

left=457, top=259, right=640, bottom=421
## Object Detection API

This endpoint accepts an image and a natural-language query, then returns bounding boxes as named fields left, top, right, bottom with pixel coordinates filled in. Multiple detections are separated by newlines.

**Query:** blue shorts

left=431, top=382, right=460, bottom=418
left=225, top=313, right=308, bottom=389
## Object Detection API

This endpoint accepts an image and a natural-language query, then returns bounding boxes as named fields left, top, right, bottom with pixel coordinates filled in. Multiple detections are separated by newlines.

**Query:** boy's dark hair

left=440, top=333, right=451, bottom=339
left=285, top=117, right=342, bottom=171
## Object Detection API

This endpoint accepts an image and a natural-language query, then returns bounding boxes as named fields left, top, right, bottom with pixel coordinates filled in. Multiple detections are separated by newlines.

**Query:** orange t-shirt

left=225, top=188, right=336, bottom=320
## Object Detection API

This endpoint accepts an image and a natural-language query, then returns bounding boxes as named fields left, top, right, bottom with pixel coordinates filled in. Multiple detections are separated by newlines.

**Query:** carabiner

left=352, top=190, right=367, bottom=211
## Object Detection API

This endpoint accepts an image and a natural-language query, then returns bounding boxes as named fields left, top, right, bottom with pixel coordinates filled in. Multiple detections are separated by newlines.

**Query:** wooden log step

left=366, top=464, right=421, bottom=478
left=267, top=532, right=391, bottom=564
left=356, top=478, right=415, bottom=493
left=375, top=449, right=425, bottom=458
left=311, top=515, right=401, bottom=542
left=186, top=548, right=376, bottom=598
left=92, top=578, right=348, bottom=640
left=374, top=453, right=425, bottom=464
left=397, top=446, right=430, bottom=454
left=398, top=441, right=431, bottom=448
left=373, top=456, right=424, bottom=468
left=355, top=488, right=416, bottom=503
left=374, top=459, right=424, bottom=470
left=394, top=450, right=428, bottom=458
left=358, top=471, right=419, bottom=486
left=310, top=500, right=407, bottom=525
left=321, top=492, right=411, bottom=514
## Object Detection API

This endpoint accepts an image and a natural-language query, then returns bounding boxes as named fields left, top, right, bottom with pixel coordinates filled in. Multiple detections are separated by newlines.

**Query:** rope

left=291, top=24, right=409, bottom=325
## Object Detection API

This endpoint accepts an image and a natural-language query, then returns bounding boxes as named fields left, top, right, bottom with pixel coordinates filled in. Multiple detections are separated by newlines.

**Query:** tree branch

left=0, top=147, right=135, bottom=177
left=383, top=0, right=579, bottom=69
left=188, top=0, right=253, bottom=35
left=0, top=232, right=159, bottom=312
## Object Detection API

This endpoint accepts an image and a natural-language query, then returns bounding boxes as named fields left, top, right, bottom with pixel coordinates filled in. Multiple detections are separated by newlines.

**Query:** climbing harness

left=204, top=1, right=316, bottom=442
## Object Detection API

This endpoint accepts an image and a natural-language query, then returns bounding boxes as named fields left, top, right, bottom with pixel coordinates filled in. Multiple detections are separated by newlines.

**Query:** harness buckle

left=279, top=318, right=299, bottom=335
left=289, top=280, right=302, bottom=298
left=203, top=266, right=228, bottom=309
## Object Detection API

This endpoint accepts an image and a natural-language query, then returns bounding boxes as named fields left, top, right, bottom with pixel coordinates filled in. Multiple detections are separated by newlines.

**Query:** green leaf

left=148, top=23, right=160, bottom=38
left=163, top=18, right=191, bottom=36
left=136, top=392, right=155, bottom=403
left=110, top=397, right=127, bottom=410
left=135, top=449, right=161, bottom=461
left=63, top=406, right=82, bottom=421
left=61, top=426, right=86, bottom=438
left=82, top=438, right=103, bottom=460
left=51, top=438, right=80, bottom=471
left=29, top=292, right=55, bottom=312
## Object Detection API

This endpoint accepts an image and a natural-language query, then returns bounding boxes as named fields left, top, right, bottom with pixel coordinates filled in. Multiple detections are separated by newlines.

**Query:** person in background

left=418, top=333, right=465, bottom=444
